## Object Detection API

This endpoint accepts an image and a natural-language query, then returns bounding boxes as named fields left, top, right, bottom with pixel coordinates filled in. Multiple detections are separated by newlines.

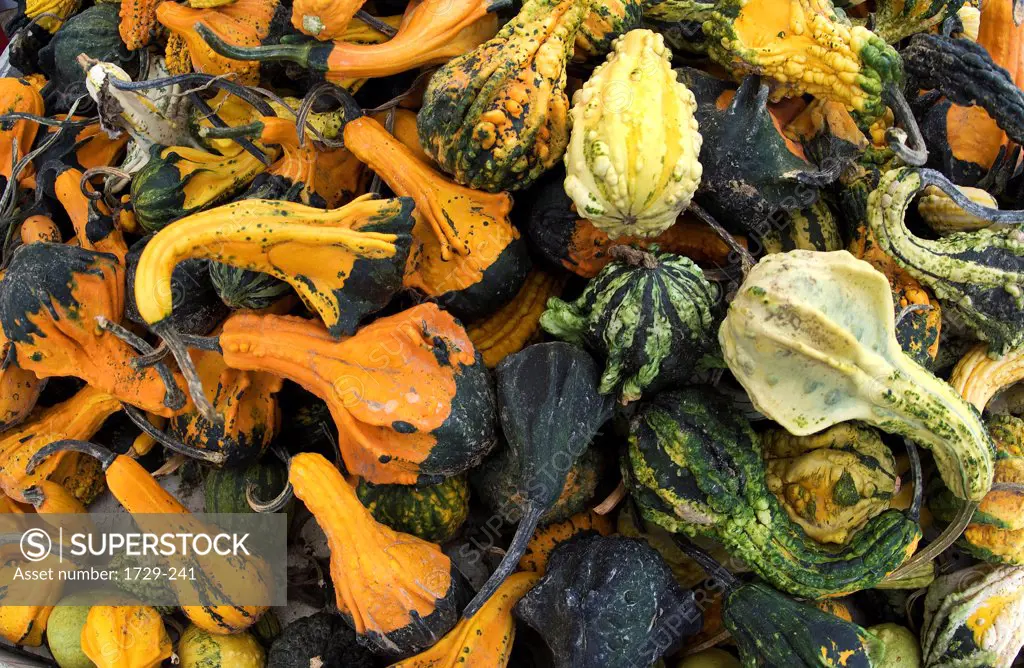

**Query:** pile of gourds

left=0, top=0, right=1023, bottom=663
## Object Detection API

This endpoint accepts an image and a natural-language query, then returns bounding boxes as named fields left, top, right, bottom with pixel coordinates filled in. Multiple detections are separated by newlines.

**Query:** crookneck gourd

left=335, top=94, right=530, bottom=320
left=80, top=605, right=173, bottom=668
left=0, top=77, right=43, bottom=189
left=866, top=167, right=1024, bottom=356
left=197, top=0, right=502, bottom=82
left=921, top=564, right=1024, bottom=668
left=355, top=474, right=470, bottom=544
left=562, top=29, right=703, bottom=239
left=0, top=243, right=186, bottom=417
left=417, top=0, right=590, bottom=192
left=133, top=195, right=413, bottom=339
left=719, top=249, right=994, bottom=502
left=288, top=451, right=462, bottom=656
left=762, top=423, right=897, bottom=545
left=0, top=328, right=43, bottom=433
left=540, top=247, right=718, bottom=404
left=28, top=440, right=271, bottom=634
left=213, top=304, right=496, bottom=485
left=514, top=535, right=702, bottom=667
left=463, top=342, right=613, bottom=616
left=625, top=387, right=922, bottom=598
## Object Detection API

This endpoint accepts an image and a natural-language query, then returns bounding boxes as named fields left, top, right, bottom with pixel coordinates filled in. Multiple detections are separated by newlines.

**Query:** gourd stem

left=296, top=82, right=362, bottom=149
left=95, top=316, right=187, bottom=411
left=198, top=121, right=266, bottom=139
left=188, top=93, right=270, bottom=166
left=354, top=10, right=398, bottom=37
left=152, top=322, right=222, bottom=426
left=197, top=23, right=323, bottom=70
left=609, top=245, right=658, bottom=269
left=920, top=168, right=1024, bottom=224
left=905, top=439, right=923, bottom=521
left=895, top=303, right=933, bottom=326
left=0, top=113, right=94, bottom=129
left=132, top=341, right=169, bottom=368
left=251, top=87, right=341, bottom=148
left=689, top=202, right=755, bottom=275
left=246, top=480, right=293, bottom=512
left=670, top=535, right=740, bottom=590
left=462, top=503, right=546, bottom=618
left=80, top=167, right=132, bottom=201
left=123, top=404, right=228, bottom=466
left=20, top=485, right=44, bottom=507
left=882, top=499, right=977, bottom=582
left=592, top=480, right=627, bottom=514
left=364, top=69, right=436, bottom=116
left=109, top=73, right=276, bottom=116
left=180, top=333, right=223, bottom=352
left=883, top=84, right=928, bottom=167
left=682, top=629, right=732, bottom=655
left=903, top=586, right=928, bottom=632
left=27, top=439, right=117, bottom=473
left=368, top=107, right=395, bottom=196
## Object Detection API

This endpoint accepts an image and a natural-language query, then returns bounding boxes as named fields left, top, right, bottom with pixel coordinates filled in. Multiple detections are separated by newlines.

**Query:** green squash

left=268, top=612, right=376, bottom=668
left=46, top=591, right=96, bottom=668
left=355, top=473, right=470, bottom=543
left=178, top=625, right=265, bottom=668
left=204, top=459, right=292, bottom=515
left=866, top=623, right=921, bottom=667
left=540, top=247, right=718, bottom=404
left=208, top=262, right=292, bottom=311
left=514, top=535, right=702, bottom=667
left=624, top=387, right=922, bottom=598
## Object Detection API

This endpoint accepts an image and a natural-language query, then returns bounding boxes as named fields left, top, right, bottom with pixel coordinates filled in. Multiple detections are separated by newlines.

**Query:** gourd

left=28, top=440, right=271, bottom=635
left=0, top=551, right=58, bottom=646
left=921, top=564, right=1024, bottom=667
left=209, top=263, right=292, bottom=310
left=133, top=195, right=413, bottom=339
left=562, top=29, right=703, bottom=239
left=197, top=0, right=503, bottom=82
left=625, top=387, right=923, bottom=598
left=209, top=303, right=497, bottom=485
left=131, top=142, right=277, bottom=232
left=0, top=78, right=43, bottom=189
left=80, top=605, right=173, bottom=668
left=267, top=612, right=377, bottom=668
left=0, top=386, right=118, bottom=509
left=0, top=328, right=44, bottom=433
left=872, top=0, right=962, bottom=43
left=679, top=69, right=835, bottom=237
left=46, top=592, right=94, bottom=666
left=931, top=414, right=1024, bottom=565
left=334, top=93, right=530, bottom=320
left=573, top=0, right=643, bottom=60
left=762, top=201, right=843, bottom=253
left=866, top=168, right=1024, bottom=356
left=391, top=572, right=540, bottom=668
left=416, top=0, right=591, bottom=193
left=540, top=247, right=718, bottom=404
left=866, top=623, right=921, bottom=667
left=204, top=458, right=290, bottom=514
left=118, top=0, right=163, bottom=49
left=156, top=0, right=282, bottom=85
left=762, top=423, right=898, bottom=545
left=23, top=0, right=78, bottom=31
left=290, top=0, right=362, bottom=39
left=518, top=510, right=615, bottom=574
left=287, top=451, right=462, bottom=656
left=719, top=249, right=994, bottom=502
left=0, top=243, right=186, bottom=418
left=463, top=343, right=613, bottom=616
left=467, top=269, right=564, bottom=368
left=178, top=625, right=265, bottom=668
left=355, top=474, right=470, bottom=543
left=48, top=165, right=129, bottom=264
left=917, top=185, right=998, bottom=235
left=514, top=535, right=702, bottom=667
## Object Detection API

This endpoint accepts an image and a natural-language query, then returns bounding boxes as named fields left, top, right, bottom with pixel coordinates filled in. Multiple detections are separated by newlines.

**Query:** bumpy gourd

left=762, top=423, right=897, bottom=545
left=518, top=510, right=614, bottom=574
left=467, top=269, right=564, bottom=368
left=80, top=605, right=173, bottom=668
left=917, top=185, right=998, bottom=235
left=921, top=564, right=1024, bottom=667
left=872, top=0, right=962, bottom=43
left=24, top=0, right=79, bottom=31
left=417, top=0, right=590, bottom=192
left=540, top=247, right=717, bottom=404
left=288, top=452, right=461, bottom=656
left=563, top=29, right=702, bottom=238
left=719, top=249, right=994, bottom=502
left=355, top=474, right=470, bottom=543
left=625, top=387, right=922, bottom=598
left=867, top=167, right=1024, bottom=356
left=177, top=626, right=265, bottom=668
left=573, top=0, right=643, bottom=60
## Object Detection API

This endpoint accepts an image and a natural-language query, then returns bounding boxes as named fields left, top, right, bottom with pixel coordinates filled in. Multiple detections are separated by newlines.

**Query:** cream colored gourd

left=719, top=250, right=994, bottom=502
left=563, top=29, right=702, bottom=239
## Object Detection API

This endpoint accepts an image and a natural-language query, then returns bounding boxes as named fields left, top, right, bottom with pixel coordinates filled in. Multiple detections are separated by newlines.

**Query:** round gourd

left=541, top=247, right=718, bottom=403
left=563, top=29, right=702, bottom=238
left=866, top=623, right=920, bottom=666
left=355, top=474, right=470, bottom=543
left=46, top=592, right=94, bottom=668
left=208, top=262, right=292, bottom=310
left=178, top=625, right=265, bottom=668
left=204, top=459, right=291, bottom=515
left=268, top=612, right=376, bottom=668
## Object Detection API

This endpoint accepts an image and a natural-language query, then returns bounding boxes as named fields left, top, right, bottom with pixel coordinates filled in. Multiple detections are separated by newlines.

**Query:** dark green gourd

left=540, top=246, right=718, bottom=404
left=462, top=342, right=614, bottom=616
left=209, top=262, right=292, bottom=310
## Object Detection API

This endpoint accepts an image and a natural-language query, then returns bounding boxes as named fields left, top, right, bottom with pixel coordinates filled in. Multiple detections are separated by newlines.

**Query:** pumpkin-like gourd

left=268, top=612, right=377, bottom=668
left=762, top=423, right=898, bottom=545
left=921, top=564, right=1024, bottom=667
left=355, top=474, right=470, bottom=543
left=463, top=343, right=613, bottom=616
left=867, top=167, right=1024, bottom=356
left=917, top=185, right=998, bottom=235
left=80, top=605, right=173, bottom=668
left=288, top=452, right=462, bottom=655
left=214, top=304, right=496, bottom=485
left=719, top=249, right=994, bottom=502
left=563, top=29, right=702, bottom=238
left=541, top=247, right=717, bottom=403
left=519, top=510, right=614, bottom=574
left=45, top=592, right=92, bottom=663
left=178, top=625, right=265, bottom=668
left=514, top=535, right=702, bottom=668
left=209, top=263, right=291, bottom=310
left=417, top=0, right=590, bottom=192
left=467, top=269, right=564, bottom=368
left=625, top=387, right=922, bottom=599
left=205, top=459, right=290, bottom=515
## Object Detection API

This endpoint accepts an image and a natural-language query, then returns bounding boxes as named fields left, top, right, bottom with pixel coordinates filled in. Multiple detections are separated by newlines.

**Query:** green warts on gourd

left=719, top=249, right=994, bottom=502
left=563, top=29, right=702, bottom=238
